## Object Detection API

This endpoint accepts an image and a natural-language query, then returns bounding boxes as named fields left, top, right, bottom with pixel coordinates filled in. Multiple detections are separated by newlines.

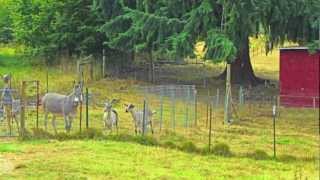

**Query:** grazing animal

left=103, top=99, right=119, bottom=132
left=124, top=103, right=155, bottom=134
left=42, top=84, right=82, bottom=133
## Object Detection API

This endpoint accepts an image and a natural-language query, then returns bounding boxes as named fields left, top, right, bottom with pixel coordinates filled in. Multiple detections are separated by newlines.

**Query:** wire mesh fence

left=0, top=84, right=319, bottom=171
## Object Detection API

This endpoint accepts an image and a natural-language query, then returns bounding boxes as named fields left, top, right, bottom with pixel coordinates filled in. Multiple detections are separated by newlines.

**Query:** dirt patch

left=0, top=155, right=14, bottom=175
left=0, top=137, right=18, bottom=143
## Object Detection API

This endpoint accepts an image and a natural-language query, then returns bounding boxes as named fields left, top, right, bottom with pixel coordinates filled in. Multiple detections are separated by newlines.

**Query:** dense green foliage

left=98, top=0, right=319, bottom=62
left=98, top=0, right=237, bottom=62
left=0, top=0, right=319, bottom=75
left=0, top=0, right=13, bottom=43
left=3, top=0, right=105, bottom=61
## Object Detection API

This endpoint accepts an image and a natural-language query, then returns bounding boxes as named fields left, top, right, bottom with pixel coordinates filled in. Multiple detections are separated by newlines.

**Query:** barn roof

left=280, top=47, right=320, bottom=51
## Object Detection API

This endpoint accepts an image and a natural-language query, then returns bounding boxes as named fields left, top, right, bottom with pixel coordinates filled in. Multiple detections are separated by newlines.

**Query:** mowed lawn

left=0, top=139, right=317, bottom=179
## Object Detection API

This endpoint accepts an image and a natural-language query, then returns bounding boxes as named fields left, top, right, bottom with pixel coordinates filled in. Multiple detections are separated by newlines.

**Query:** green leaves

left=0, top=0, right=13, bottom=43
left=205, top=30, right=237, bottom=63
left=3, top=0, right=318, bottom=66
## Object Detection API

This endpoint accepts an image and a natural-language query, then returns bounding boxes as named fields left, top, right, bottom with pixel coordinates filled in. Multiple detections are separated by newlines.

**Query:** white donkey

left=42, top=84, right=82, bottom=133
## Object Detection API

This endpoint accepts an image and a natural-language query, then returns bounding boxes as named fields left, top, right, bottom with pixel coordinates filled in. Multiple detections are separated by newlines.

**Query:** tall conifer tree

left=98, top=0, right=319, bottom=84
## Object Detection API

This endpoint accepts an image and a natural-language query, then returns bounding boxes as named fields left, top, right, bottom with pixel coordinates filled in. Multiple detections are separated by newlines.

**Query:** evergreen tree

left=99, top=0, right=319, bottom=85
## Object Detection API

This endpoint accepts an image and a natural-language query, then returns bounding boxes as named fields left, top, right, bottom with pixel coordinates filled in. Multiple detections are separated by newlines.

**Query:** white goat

left=125, top=103, right=155, bottom=134
left=103, top=99, right=119, bottom=132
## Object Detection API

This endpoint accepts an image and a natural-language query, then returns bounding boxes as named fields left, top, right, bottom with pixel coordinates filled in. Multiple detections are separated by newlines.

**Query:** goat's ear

left=124, top=103, right=128, bottom=107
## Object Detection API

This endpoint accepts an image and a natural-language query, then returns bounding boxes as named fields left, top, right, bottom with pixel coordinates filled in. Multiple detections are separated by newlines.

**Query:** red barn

left=280, top=47, right=319, bottom=108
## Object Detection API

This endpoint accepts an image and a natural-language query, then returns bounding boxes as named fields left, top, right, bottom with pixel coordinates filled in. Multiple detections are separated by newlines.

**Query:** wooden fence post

left=102, top=48, right=106, bottom=78
left=208, top=102, right=213, bottom=151
left=272, top=101, right=277, bottom=159
left=216, top=88, right=220, bottom=106
left=224, top=64, right=231, bottom=124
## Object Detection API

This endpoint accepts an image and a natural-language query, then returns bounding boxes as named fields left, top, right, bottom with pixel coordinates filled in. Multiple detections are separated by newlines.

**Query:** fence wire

left=0, top=84, right=319, bottom=176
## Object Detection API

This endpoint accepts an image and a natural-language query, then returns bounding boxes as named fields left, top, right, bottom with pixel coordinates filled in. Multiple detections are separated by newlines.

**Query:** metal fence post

left=46, top=69, right=49, bottom=93
left=86, top=88, right=89, bottom=129
left=160, top=91, right=163, bottom=132
left=185, top=88, right=190, bottom=128
left=79, top=96, right=83, bottom=132
left=206, top=89, right=210, bottom=128
left=20, top=81, right=26, bottom=137
left=36, top=81, right=39, bottom=129
left=143, top=100, right=146, bottom=135
left=194, top=91, right=198, bottom=127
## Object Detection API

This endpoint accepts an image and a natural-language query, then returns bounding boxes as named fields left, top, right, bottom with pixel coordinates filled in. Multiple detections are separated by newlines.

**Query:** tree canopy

left=1, top=0, right=319, bottom=83
left=97, top=0, right=319, bottom=84
left=0, top=0, right=13, bottom=43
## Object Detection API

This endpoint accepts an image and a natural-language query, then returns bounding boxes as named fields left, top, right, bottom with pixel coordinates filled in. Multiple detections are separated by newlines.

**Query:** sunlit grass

left=0, top=46, right=318, bottom=179
left=0, top=140, right=317, bottom=179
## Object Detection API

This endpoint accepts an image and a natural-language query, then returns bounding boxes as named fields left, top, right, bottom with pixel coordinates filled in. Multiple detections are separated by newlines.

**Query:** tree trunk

left=219, top=36, right=263, bottom=86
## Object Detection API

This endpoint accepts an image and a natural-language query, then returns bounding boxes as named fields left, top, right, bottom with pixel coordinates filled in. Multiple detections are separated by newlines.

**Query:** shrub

left=162, top=140, right=177, bottom=149
left=278, top=154, right=297, bottom=162
left=74, top=128, right=104, bottom=139
left=212, top=143, right=232, bottom=157
left=30, top=128, right=53, bottom=139
left=180, top=141, right=197, bottom=153
left=250, top=149, right=270, bottom=160
left=55, top=132, right=71, bottom=140
left=107, top=134, right=136, bottom=142
left=134, top=135, right=158, bottom=146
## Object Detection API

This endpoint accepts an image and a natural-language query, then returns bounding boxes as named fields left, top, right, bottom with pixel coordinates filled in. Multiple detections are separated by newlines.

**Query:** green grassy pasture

left=0, top=46, right=319, bottom=179
left=0, top=140, right=318, bottom=179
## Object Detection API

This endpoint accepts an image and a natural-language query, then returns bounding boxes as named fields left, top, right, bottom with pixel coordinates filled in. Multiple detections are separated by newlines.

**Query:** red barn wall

left=280, top=48, right=319, bottom=108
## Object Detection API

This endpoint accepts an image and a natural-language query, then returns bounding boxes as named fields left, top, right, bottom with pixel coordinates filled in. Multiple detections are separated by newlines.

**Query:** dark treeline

left=0, top=0, right=319, bottom=84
